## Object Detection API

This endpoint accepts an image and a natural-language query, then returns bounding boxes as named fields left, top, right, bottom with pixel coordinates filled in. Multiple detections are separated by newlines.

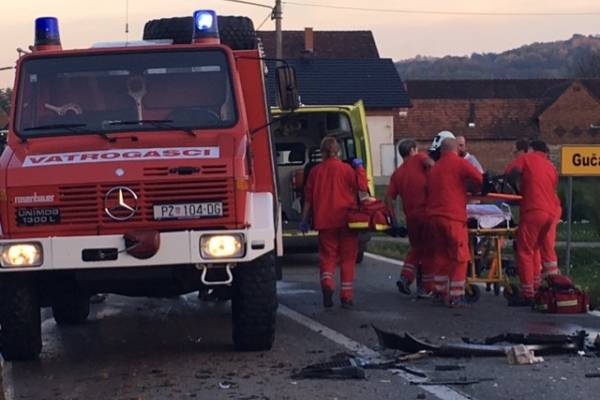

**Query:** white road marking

left=277, top=281, right=317, bottom=295
left=365, top=252, right=405, bottom=267
left=278, top=304, right=474, bottom=400
left=588, top=310, right=600, bottom=318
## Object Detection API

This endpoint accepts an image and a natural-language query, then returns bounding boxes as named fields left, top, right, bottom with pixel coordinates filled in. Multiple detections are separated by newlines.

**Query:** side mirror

left=276, top=65, right=300, bottom=111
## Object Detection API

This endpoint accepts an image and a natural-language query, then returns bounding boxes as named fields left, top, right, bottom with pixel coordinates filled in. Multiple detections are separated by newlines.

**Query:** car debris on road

left=373, top=325, right=586, bottom=357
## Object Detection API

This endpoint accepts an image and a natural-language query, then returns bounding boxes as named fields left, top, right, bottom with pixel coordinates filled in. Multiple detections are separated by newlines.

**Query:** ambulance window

left=326, top=112, right=351, bottom=133
left=276, top=143, right=306, bottom=166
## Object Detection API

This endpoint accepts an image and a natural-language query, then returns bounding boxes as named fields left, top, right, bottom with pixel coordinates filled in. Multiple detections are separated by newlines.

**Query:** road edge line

left=278, top=304, right=473, bottom=400
left=364, top=252, right=405, bottom=266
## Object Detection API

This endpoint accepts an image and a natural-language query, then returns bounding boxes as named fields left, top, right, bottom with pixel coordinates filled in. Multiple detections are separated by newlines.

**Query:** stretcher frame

left=464, top=193, right=522, bottom=302
left=465, top=227, right=517, bottom=302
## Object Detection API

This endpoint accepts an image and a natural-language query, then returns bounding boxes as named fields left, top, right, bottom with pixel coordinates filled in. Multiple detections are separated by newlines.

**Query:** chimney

left=304, top=27, right=314, bottom=54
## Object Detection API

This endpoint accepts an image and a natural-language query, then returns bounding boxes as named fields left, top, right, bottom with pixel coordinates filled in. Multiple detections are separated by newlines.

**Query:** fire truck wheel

left=143, top=16, right=257, bottom=50
left=0, top=277, right=42, bottom=361
left=231, top=252, right=278, bottom=351
left=52, top=292, right=90, bottom=325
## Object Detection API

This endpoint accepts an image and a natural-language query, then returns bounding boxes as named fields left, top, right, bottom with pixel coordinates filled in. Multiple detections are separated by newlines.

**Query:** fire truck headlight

left=1, top=243, right=43, bottom=267
left=200, top=234, right=244, bottom=259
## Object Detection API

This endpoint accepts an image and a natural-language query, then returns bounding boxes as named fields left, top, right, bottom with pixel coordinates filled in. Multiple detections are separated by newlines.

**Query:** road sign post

left=565, top=176, right=573, bottom=275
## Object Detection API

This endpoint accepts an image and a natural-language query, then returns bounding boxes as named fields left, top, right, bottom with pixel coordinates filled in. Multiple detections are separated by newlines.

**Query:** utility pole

left=274, top=0, right=283, bottom=61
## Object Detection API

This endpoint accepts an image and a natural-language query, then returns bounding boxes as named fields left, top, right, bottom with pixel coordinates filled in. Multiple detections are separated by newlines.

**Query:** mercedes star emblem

left=104, top=186, right=138, bottom=221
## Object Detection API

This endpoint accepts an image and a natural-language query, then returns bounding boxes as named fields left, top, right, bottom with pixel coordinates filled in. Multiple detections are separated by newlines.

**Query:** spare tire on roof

left=143, top=16, right=258, bottom=50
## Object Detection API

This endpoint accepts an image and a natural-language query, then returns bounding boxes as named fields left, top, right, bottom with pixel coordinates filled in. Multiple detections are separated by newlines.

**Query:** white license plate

left=153, top=202, right=223, bottom=220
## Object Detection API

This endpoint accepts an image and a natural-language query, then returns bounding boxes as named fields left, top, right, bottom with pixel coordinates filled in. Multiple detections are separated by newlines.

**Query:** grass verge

left=366, top=241, right=409, bottom=261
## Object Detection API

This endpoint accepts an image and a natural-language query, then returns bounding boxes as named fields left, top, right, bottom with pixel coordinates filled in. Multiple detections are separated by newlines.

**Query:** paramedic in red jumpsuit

left=301, top=136, right=364, bottom=309
left=426, top=138, right=483, bottom=306
left=385, top=139, right=434, bottom=296
left=507, top=140, right=561, bottom=306
left=505, top=139, right=541, bottom=291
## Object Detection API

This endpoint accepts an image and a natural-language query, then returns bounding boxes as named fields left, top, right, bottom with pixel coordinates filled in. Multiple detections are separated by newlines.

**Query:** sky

left=2, top=0, right=600, bottom=88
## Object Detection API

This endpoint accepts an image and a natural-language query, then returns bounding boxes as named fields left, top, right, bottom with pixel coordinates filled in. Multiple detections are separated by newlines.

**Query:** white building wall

left=366, top=115, right=394, bottom=182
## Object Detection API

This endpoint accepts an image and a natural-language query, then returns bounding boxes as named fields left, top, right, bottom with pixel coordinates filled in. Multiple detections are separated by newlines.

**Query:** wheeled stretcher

left=464, top=196, right=521, bottom=303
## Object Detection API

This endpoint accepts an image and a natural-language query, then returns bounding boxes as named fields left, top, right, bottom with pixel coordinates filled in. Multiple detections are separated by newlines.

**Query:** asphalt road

left=3, top=253, right=600, bottom=400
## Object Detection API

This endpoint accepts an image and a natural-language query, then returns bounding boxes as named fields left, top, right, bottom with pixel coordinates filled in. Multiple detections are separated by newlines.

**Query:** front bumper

left=0, top=192, right=276, bottom=272
left=0, top=228, right=274, bottom=272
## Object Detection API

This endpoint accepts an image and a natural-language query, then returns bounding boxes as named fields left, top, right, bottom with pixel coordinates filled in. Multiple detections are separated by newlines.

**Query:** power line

left=221, top=0, right=273, bottom=10
left=283, top=1, right=600, bottom=16
left=256, top=9, right=273, bottom=30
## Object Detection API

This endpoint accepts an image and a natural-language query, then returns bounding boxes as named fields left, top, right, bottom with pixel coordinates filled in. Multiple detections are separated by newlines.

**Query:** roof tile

left=267, top=58, right=410, bottom=108
left=258, top=30, right=379, bottom=59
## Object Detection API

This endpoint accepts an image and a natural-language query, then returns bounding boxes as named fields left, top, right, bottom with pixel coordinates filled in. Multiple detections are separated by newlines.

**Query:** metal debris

left=434, top=365, right=465, bottom=371
left=373, top=325, right=584, bottom=357
left=292, top=358, right=366, bottom=380
left=393, top=365, right=428, bottom=378
left=482, top=332, right=587, bottom=349
left=414, top=377, right=495, bottom=386
left=397, top=351, right=432, bottom=362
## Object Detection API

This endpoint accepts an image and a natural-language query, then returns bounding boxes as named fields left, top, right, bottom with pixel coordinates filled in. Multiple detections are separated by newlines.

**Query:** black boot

left=322, top=289, right=334, bottom=308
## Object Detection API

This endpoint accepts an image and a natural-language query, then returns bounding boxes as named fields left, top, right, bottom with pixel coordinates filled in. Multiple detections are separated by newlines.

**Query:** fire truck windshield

left=15, top=49, right=237, bottom=138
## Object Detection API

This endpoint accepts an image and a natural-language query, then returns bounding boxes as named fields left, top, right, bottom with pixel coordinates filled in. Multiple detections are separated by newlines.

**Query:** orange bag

left=533, top=275, right=590, bottom=314
left=347, top=199, right=391, bottom=232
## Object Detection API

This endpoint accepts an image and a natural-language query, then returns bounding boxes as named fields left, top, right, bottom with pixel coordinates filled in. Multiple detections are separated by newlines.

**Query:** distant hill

left=396, top=34, right=600, bottom=80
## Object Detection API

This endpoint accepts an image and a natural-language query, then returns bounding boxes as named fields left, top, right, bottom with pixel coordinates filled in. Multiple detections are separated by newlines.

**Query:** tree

left=0, top=88, right=12, bottom=114
left=574, top=51, right=600, bottom=78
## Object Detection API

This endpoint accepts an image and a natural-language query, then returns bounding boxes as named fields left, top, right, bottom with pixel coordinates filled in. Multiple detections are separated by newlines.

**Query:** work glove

left=352, top=158, right=364, bottom=168
left=299, top=220, right=310, bottom=234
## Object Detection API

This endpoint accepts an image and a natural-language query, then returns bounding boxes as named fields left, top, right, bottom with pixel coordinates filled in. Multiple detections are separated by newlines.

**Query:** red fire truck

left=0, top=10, right=296, bottom=360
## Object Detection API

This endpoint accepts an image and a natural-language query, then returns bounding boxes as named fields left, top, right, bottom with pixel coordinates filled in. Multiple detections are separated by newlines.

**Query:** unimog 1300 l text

left=0, top=9, right=297, bottom=360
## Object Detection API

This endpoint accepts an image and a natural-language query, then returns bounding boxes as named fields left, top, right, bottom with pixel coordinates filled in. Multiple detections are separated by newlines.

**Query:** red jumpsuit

left=304, top=158, right=360, bottom=301
left=508, top=152, right=561, bottom=299
left=387, top=152, right=432, bottom=291
left=426, top=152, right=483, bottom=301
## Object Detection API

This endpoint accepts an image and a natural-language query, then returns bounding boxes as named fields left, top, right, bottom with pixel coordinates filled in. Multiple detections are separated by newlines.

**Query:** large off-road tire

left=231, top=252, right=278, bottom=351
left=52, top=292, right=90, bottom=325
left=0, top=277, right=42, bottom=361
left=143, top=16, right=257, bottom=50
left=218, top=16, right=258, bottom=50
left=143, top=17, right=193, bottom=44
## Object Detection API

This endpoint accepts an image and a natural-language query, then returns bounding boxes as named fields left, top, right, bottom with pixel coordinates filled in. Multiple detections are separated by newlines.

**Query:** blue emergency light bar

left=193, top=10, right=219, bottom=41
left=35, top=17, right=61, bottom=47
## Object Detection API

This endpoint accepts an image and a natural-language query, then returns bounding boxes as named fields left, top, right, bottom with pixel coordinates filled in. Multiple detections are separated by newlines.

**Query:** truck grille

left=16, top=179, right=234, bottom=228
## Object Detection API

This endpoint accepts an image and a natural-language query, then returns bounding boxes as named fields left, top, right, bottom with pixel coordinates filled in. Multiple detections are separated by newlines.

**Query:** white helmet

left=429, top=130, right=456, bottom=152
